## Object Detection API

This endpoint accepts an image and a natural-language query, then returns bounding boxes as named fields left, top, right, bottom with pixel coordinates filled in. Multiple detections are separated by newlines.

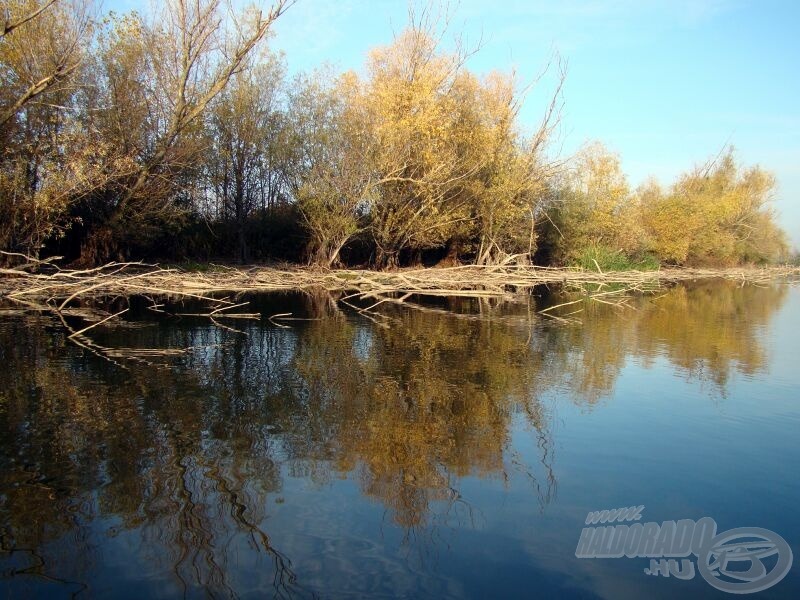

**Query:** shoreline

left=2, top=263, right=799, bottom=306
left=3, top=262, right=797, bottom=364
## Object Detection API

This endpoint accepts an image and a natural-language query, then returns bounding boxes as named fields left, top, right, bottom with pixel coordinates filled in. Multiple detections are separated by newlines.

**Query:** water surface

left=1, top=280, right=798, bottom=598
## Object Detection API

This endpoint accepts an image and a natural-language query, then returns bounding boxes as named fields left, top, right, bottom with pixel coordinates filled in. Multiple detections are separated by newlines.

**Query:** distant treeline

left=0, top=0, right=790, bottom=269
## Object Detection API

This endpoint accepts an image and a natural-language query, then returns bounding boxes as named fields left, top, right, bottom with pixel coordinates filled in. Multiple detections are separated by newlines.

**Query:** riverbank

left=3, top=261, right=798, bottom=365
left=2, top=261, right=799, bottom=307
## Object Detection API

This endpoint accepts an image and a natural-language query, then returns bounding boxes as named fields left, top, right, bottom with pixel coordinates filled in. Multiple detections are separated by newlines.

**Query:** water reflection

left=0, top=280, right=790, bottom=598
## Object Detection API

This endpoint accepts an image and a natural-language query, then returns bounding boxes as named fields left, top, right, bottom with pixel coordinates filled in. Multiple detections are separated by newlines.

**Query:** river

left=1, top=279, right=798, bottom=598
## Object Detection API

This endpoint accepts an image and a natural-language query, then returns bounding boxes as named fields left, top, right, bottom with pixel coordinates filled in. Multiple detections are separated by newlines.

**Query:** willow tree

left=549, top=142, right=644, bottom=265
left=460, top=68, right=564, bottom=265
left=291, top=37, right=473, bottom=269
left=357, top=16, right=482, bottom=269
left=641, top=148, right=788, bottom=265
left=288, top=70, right=377, bottom=267
left=0, top=0, right=91, bottom=126
left=204, top=54, right=289, bottom=262
left=78, top=0, right=292, bottom=263
left=300, top=6, right=564, bottom=269
left=0, top=0, right=95, bottom=258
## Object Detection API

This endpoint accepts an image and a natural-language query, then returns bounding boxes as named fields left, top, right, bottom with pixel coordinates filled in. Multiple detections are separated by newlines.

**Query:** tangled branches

left=2, top=251, right=798, bottom=365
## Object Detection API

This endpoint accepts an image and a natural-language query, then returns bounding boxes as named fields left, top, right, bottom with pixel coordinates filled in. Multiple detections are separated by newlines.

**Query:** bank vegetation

left=1, top=0, right=792, bottom=275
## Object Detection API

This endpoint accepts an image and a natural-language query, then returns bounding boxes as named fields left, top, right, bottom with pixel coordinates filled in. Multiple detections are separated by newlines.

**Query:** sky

left=106, top=0, right=800, bottom=248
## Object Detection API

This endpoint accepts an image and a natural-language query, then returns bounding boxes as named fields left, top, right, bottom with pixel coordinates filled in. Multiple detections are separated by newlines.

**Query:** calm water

left=1, top=280, right=798, bottom=599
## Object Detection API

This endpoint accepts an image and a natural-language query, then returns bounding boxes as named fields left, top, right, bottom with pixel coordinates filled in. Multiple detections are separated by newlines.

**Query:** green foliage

left=572, top=245, right=660, bottom=271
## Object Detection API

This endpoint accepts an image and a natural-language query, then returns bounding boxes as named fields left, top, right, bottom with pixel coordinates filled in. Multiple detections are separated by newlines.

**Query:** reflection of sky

left=101, top=0, right=800, bottom=246
left=3, top=284, right=799, bottom=598
left=352, top=324, right=375, bottom=364
left=487, top=286, right=800, bottom=598
left=257, top=285, right=800, bottom=598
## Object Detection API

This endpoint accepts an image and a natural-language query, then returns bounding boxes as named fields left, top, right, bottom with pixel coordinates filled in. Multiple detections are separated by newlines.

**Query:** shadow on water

left=0, top=280, right=790, bottom=597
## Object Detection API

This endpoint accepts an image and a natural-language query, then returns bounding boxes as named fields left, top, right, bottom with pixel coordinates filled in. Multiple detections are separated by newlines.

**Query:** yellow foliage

left=640, top=149, right=787, bottom=265
left=552, top=142, right=643, bottom=263
left=549, top=145, right=788, bottom=268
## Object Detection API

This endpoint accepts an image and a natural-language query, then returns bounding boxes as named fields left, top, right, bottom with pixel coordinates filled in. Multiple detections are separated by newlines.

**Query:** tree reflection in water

left=0, top=280, right=788, bottom=597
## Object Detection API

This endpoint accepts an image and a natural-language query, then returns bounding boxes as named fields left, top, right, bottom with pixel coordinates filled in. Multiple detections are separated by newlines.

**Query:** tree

left=549, top=142, right=644, bottom=265
left=1, top=0, right=55, bottom=36
left=295, top=6, right=565, bottom=269
left=640, top=148, right=788, bottom=265
left=0, top=0, right=91, bottom=127
left=361, top=20, right=478, bottom=268
left=461, top=67, right=564, bottom=265
left=286, top=70, right=374, bottom=267
left=0, top=0, right=95, bottom=258
left=204, top=53, right=289, bottom=262
left=78, top=0, right=292, bottom=263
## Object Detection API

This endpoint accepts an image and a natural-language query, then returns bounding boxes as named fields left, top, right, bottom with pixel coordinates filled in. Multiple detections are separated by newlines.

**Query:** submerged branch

left=2, top=262, right=798, bottom=305
left=1, top=259, right=797, bottom=366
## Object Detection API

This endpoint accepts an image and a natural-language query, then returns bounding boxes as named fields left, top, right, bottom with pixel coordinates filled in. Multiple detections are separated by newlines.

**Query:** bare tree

left=118, top=0, right=292, bottom=211
left=205, top=54, right=289, bottom=262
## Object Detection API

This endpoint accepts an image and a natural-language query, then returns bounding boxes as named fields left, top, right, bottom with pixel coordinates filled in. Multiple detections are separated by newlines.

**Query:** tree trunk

left=237, top=222, right=249, bottom=264
left=375, top=248, right=399, bottom=270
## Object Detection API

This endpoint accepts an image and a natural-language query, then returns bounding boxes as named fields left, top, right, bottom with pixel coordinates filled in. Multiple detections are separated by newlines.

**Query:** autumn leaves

left=0, top=1, right=788, bottom=268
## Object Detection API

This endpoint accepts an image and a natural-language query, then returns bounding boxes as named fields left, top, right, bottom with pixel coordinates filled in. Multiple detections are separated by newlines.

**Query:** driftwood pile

left=2, top=252, right=798, bottom=366
left=3, top=254, right=798, bottom=303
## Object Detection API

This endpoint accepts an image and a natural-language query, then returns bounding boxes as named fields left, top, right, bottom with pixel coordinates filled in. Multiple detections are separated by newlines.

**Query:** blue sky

left=107, top=0, right=800, bottom=247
